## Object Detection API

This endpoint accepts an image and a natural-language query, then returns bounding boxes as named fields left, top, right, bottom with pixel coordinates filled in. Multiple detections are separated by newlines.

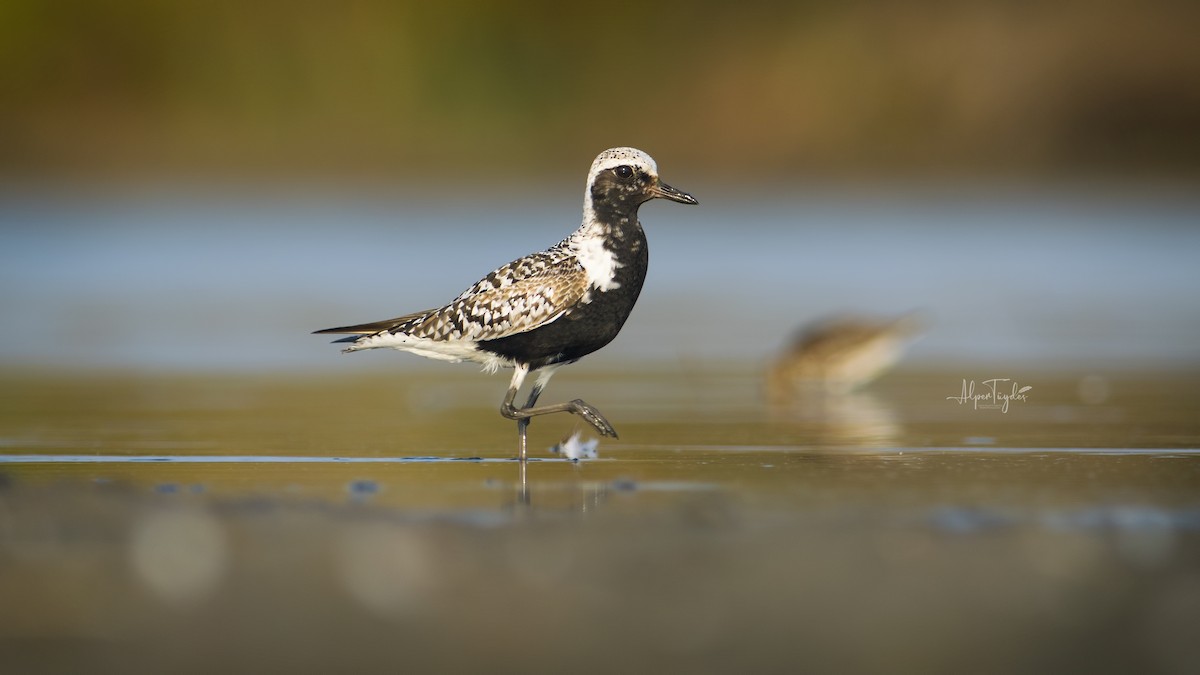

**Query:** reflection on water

left=1, top=368, right=1199, bottom=673
left=767, top=390, right=904, bottom=447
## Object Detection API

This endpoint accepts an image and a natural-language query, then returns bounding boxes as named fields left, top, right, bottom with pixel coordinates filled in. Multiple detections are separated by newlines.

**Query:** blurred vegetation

left=1, top=0, right=1198, bottom=181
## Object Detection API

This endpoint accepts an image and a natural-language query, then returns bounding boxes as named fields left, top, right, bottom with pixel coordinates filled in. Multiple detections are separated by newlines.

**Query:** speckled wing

left=451, top=249, right=573, bottom=301
left=399, top=253, right=588, bottom=342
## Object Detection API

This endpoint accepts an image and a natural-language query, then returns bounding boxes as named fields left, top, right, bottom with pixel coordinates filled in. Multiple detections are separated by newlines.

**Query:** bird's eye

left=614, top=165, right=633, bottom=179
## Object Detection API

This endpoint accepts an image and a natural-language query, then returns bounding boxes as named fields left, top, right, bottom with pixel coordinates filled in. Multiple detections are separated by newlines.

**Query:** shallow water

left=1, top=366, right=1199, bottom=674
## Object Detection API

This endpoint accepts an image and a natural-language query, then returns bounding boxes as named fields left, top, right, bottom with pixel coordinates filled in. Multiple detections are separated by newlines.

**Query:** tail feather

left=312, top=309, right=434, bottom=337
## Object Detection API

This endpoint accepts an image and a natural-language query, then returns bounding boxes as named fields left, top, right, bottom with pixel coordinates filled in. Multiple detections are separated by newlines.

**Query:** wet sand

left=2, top=367, right=1199, bottom=674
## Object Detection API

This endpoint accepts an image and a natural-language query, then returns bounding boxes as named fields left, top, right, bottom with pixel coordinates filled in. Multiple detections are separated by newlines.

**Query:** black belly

left=478, top=280, right=643, bottom=369
left=480, top=235, right=648, bottom=369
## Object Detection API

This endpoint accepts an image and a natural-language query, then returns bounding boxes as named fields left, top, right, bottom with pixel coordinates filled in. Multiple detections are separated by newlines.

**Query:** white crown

left=587, top=147, right=658, bottom=185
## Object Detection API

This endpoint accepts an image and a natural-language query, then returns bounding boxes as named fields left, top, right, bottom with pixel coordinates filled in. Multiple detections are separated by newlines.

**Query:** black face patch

left=593, top=166, right=653, bottom=210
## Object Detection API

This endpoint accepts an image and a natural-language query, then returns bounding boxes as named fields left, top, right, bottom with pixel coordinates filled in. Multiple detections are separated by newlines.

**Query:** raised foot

left=570, top=399, right=619, bottom=438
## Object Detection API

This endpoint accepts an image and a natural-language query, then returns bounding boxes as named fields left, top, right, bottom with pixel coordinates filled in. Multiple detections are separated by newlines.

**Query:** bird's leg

left=522, top=398, right=615, bottom=439
left=514, top=381, right=544, bottom=462
left=516, top=416, right=529, bottom=462
left=503, top=379, right=564, bottom=461
left=501, top=366, right=533, bottom=461
left=501, top=374, right=530, bottom=458
left=500, top=367, right=619, bottom=448
left=503, top=395, right=620, bottom=435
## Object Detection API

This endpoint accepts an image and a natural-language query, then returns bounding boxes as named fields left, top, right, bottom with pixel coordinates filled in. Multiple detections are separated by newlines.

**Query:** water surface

left=2, top=367, right=1198, bottom=674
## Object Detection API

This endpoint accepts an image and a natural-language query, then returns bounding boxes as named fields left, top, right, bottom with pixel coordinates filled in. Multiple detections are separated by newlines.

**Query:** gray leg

left=502, top=366, right=533, bottom=461
left=500, top=365, right=618, bottom=460
left=515, top=382, right=544, bottom=462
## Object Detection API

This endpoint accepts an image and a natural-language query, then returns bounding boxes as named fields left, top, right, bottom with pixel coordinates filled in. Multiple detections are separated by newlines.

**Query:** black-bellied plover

left=315, top=147, right=697, bottom=459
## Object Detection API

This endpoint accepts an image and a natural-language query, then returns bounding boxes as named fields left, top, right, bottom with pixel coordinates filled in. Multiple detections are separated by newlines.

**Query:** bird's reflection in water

left=768, top=389, right=903, bottom=447
left=517, top=458, right=530, bottom=507
left=509, top=468, right=617, bottom=517
left=508, top=438, right=613, bottom=516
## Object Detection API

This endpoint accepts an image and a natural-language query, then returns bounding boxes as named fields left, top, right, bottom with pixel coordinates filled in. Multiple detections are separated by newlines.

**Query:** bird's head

left=586, top=147, right=698, bottom=211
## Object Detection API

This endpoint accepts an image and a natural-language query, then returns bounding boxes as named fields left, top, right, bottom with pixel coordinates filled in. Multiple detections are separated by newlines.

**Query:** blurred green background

left=3, top=0, right=1198, bottom=183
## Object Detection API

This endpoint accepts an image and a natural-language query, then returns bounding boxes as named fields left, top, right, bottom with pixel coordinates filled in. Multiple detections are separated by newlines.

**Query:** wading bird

left=315, top=147, right=697, bottom=459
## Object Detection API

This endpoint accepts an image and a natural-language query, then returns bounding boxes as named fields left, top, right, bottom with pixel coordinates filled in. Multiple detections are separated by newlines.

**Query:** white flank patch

left=572, top=234, right=622, bottom=292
